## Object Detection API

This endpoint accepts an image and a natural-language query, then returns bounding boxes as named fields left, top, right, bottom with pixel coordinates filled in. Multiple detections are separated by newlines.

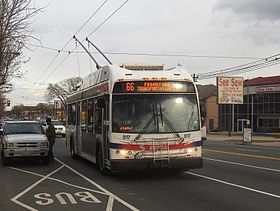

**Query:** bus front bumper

left=110, top=157, right=203, bottom=171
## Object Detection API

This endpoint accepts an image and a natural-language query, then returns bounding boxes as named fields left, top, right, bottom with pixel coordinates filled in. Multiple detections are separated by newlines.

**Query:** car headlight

left=41, top=142, right=49, bottom=147
left=7, top=142, right=14, bottom=148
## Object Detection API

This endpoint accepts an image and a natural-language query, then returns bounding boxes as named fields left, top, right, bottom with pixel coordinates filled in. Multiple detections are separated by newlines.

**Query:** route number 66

left=125, top=82, right=135, bottom=92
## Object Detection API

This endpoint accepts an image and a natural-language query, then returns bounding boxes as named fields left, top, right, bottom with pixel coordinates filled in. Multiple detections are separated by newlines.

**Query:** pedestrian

left=46, top=118, right=56, bottom=160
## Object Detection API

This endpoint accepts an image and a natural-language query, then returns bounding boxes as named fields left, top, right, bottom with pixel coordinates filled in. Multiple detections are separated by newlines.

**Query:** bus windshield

left=112, top=94, right=199, bottom=133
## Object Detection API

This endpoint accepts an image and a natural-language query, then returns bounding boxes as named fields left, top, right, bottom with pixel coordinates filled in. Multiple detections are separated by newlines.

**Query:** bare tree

left=10, top=103, right=24, bottom=119
left=45, top=77, right=82, bottom=109
left=0, top=0, right=41, bottom=93
left=0, top=94, right=5, bottom=118
left=36, top=102, right=51, bottom=117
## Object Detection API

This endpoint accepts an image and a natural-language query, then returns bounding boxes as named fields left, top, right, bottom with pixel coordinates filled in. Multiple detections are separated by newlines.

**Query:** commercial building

left=219, top=76, right=280, bottom=133
left=197, top=84, right=219, bottom=131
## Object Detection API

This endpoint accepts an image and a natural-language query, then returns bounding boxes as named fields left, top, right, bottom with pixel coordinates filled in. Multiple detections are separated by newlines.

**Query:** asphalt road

left=0, top=137, right=279, bottom=211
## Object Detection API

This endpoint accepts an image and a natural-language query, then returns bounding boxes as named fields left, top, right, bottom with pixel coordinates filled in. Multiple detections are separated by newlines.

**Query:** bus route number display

left=113, top=81, right=195, bottom=93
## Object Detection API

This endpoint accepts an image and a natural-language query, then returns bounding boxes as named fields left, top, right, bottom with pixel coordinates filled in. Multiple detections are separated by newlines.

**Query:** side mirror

left=201, top=117, right=205, bottom=127
left=200, top=104, right=206, bottom=118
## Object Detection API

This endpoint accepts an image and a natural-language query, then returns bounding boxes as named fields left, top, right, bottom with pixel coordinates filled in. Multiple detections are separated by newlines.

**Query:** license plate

left=152, top=144, right=168, bottom=151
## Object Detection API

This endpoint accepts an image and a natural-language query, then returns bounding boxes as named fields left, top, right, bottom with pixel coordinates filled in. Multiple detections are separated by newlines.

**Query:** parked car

left=52, top=120, right=66, bottom=137
left=39, top=119, right=47, bottom=132
left=0, top=121, right=50, bottom=166
left=39, top=119, right=66, bottom=137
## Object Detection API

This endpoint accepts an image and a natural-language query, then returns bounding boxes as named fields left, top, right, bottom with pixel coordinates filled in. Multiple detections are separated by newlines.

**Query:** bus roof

left=66, top=64, right=194, bottom=103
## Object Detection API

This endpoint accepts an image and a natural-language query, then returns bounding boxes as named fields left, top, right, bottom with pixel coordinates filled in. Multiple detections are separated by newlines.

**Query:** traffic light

left=4, top=99, right=10, bottom=106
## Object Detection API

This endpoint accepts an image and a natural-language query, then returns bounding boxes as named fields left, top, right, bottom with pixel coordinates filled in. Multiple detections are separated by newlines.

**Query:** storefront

left=219, top=76, right=280, bottom=133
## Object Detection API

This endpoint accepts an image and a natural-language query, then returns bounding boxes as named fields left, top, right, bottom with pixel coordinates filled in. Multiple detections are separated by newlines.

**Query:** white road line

left=8, top=166, right=107, bottom=195
left=237, top=148, right=261, bottom=152
left=205, top=142, right=280, bottom=151
left=55, top=158, right=139, bottom=211
left=204, top=157, right=280, bottom=173
left=10, top=165, right=64, bottom=211
left=186, top=172, right=280, bottom=199
left=106, top=196, right=115, bottom=211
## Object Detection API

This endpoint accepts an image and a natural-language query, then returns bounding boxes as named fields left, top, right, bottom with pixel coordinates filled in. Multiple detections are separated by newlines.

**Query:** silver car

left=0, top=121, right=50, bottom=166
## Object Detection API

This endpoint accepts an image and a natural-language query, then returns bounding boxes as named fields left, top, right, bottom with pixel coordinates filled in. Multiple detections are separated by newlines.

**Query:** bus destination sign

left=113, top=81, right=195, bottom=93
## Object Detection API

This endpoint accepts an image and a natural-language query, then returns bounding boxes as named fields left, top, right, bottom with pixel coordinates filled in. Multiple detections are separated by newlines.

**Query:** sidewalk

left=206, top=133, right=280, bottom=147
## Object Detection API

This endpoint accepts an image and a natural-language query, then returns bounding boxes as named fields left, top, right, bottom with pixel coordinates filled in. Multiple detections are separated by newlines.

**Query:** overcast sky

left=7, top=0, right=280, bottom=107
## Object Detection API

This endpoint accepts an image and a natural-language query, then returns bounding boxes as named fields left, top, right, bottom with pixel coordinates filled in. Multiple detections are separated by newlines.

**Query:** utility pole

left=192, top=74, right=199, bottom=82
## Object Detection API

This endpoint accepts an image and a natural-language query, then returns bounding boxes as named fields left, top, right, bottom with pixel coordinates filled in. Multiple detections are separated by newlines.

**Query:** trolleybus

left=66, top=64, right=203, bottom=173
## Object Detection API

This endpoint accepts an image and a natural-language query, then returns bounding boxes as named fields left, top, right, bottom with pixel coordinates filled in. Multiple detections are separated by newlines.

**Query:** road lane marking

left=237, top=148, right=261, bottom=152
left=106, top=196, right=115, bottom=211
left=204, top=157, right=280, bottom=173
left=186, top=172, right=280, bottom=199
left=9, top=159, right=139, bottom=211
left=205, top=141, right=280, bottom=151
left=55, top=158, right=139, bottom=211
left=8, top=166, right=107, bottom=195
left=10, top=165, right=64, bottom=211
left=203, top=149, right=280, bottom=161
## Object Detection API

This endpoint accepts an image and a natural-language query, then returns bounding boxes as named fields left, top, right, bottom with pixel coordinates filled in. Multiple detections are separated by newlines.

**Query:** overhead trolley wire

left=35, top=0, right=109, bottom=84
left=87, top=0, right=129, bottom=38
left=26, top=43, right=263, bottom=60
left=42, top=0, right=129, bottom=81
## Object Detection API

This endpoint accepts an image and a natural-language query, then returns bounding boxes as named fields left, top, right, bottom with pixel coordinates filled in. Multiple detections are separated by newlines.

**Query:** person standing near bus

left=46, top=118, right=56, bottom=160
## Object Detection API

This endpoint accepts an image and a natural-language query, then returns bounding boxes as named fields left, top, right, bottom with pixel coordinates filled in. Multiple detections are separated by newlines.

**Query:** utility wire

left=87, top=0, right=129, bottom=38
left=26, top=43, right=263, bottom=60
left=60, top=0, right=109, bottom=51
left=44, top=52, right=72, bottom=81
left=198, top=54, right=280, bottom=80
left=42, top=0, right=129, bottom=82
left=35, top=0, right=109, bottom=84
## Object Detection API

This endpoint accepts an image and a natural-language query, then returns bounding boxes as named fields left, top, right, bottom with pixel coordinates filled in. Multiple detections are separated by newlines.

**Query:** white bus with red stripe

left=66, top=64, right=203, bottom=173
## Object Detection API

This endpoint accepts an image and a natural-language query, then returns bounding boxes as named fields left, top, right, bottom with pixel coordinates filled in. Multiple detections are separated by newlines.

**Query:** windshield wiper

left=158, top=102, right=182, bottom=139
left=134, top=103, right=157, bottom=141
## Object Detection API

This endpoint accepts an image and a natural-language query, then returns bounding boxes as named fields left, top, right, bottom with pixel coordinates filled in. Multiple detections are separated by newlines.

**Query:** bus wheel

left=97, top=147, right=110, bottom=175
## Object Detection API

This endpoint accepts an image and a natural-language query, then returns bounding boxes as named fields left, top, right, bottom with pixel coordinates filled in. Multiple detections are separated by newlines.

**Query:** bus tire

left=70, top=137, right=77, bottom=160
left=97, top=145, right=110, bottom=175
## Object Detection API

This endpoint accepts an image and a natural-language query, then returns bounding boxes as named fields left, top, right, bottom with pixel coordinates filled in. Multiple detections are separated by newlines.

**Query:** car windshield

left=112, top=94, right=199, bottom=133
left=5, top=123, right=44, bottom=135
left=52, top=121, right=63, bottom=126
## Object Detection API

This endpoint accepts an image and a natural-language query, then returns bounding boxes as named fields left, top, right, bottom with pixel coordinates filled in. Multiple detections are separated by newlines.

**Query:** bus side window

left=87, top=99, right=94, bottom=133
left=69, top=104, right=76, bottom=126
left=67, top=105, right=72, bottom=125
left=81, top=101, right=87, bottom=131
left=95, top=99, right=102, bottom=134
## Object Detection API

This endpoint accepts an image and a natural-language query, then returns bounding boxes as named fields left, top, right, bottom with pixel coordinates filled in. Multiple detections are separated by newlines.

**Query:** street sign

left=243, top=128, right=252, bottom=143
left=217, top=76, right=244, bottom=104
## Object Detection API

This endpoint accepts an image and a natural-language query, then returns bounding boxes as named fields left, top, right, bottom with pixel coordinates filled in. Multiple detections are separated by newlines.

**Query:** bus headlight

left=115, top=149, right=132, bottom=156
left=187, top=148, right=193, bottom=154
left=120, top=150, right=126, bottom=156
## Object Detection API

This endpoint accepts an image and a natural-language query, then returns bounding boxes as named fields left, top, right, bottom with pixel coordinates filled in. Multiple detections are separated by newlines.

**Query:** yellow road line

left=203, top=149, right=280, bottom=161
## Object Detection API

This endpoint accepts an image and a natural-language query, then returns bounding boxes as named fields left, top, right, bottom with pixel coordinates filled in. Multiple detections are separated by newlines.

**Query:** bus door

left=95, top=96, right=110, bottom=163
left=76, top=102, right=81, bottom=154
